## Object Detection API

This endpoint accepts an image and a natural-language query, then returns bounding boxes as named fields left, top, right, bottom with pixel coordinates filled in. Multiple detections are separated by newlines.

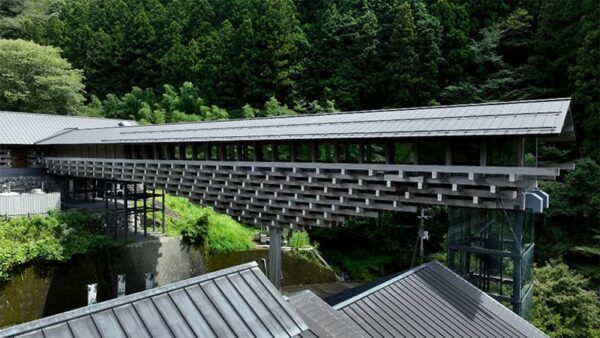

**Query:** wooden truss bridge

left=33, top=98, right=574, bottom=315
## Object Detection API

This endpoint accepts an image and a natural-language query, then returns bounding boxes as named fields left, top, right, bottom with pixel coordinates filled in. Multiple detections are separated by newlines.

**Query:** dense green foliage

left=161, top=195, right=254, bottom=254
left=311, top=209, right=448, bottom=280
left=0, top=38, right=85, bottom=115
left=0, top=211, right=117, bottom=280
left=0, top=1, right=597, bottom=334
left=288, top=231, right=310, bottom=249
left=532, top=261, right=600, bottom=337
left=0, top=0, right=596, bottom=160
left=538, top=158, right=600, bottom=281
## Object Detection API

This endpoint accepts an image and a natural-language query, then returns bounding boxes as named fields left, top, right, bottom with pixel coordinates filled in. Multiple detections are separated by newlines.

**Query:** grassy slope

left=160, top=195, right=255, bottom=254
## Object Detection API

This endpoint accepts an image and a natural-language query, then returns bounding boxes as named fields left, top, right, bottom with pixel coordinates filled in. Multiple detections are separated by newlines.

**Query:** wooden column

left=268, top=226, right=283, bottom=290
left=290, top=143, right=296, bottom=162
left=517, top=137, right=525, bottom=166
left=480, top=140, right=487, bottom=166
left=179, top=143, right=185, bottom=160
left=445, top=141, right=452, bottom=165
left=191, top=144, right=198, bottom=160
left=385, top=141, right=394, bottom=164
left=273, top=143, right=279, bottom=162
left=358, top=142, right=365, bottom=164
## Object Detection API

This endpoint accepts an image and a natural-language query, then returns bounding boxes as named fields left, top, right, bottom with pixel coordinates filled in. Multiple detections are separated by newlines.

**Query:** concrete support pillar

left=268, top=226, right=283, bottom=289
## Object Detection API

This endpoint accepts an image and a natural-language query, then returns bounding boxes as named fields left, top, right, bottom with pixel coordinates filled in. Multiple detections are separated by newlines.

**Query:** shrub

left=0, top=211, right=118, bottom=280
left=532, top=260, right=600, bottom=337
left=289, top=231, right=311, bottom=249
left=180, top=214, right=209, bottom=244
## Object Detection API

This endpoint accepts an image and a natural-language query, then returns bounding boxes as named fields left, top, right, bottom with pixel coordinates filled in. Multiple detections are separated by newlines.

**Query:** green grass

left=289, top=231, right=311, bottom=249
left=0, top=211, right=120, bottom=281
left=160, top=195, right=255, bottom=254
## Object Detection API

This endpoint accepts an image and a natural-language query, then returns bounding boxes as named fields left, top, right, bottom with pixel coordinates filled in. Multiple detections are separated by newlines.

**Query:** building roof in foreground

left=0, top=111, right=135, bottom=145
left=288, top=290, right=370, bottom=338
left=327, top=261, right=547, bottom=338
left=0, top=261, right=548, bottom=338
left=0, top=262, right=312, bottom=338
left=37, top=98, right=574, bottom=145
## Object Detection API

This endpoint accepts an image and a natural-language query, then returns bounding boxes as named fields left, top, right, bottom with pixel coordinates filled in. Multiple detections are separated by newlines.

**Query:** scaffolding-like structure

left=62, top=177, right=98, bottom=203
left=447, top=207, right=534, bottom=317
left=101, top=180, right=165, bottom=238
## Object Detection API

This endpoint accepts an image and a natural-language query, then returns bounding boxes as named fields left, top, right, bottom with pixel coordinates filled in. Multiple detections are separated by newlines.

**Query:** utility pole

left=412, top=207, right=430, bottom=267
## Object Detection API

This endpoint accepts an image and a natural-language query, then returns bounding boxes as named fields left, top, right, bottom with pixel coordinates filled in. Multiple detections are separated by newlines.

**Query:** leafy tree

left=0, top=0, right=62, bottom=42
left=538, top=158, right=600, bottom=282
left=430, top=0, right=472, bottom=90
left=201, top=105, right=229, bottom=121
left=410, top=0, right=442, bottom=105
left=194, top=20, right=238, bottom=108
left=0, top=39, right=85, bottom=115
left=260, top=97, right=296, bottom=117
left=293, top=98, right=337, bottom=114
left=572, top=4, right=600, bottom=162
left=308, top=1, right=380, bottom=109
left=241, top=104, right=256, bottom=118
left=532, top=261, right=600, bottom=337
left=386, top=2, right=418, bottom=106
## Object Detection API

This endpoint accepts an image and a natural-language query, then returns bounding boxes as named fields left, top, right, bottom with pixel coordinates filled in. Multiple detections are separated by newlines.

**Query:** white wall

left=0, top=192, right=61, bottom=216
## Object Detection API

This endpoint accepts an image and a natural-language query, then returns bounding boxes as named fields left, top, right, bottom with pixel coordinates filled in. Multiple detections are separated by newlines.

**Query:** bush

left=532, top=260, right=600, bottom=337
left=0, top=211, right=118, bottom=280
left=289, top=231, right=311, bottom=249
left=180, top=214, right=209, bottom=244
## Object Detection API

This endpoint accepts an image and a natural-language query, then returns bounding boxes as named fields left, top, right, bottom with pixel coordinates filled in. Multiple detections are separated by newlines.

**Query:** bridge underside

left=44, top=156, right=551, bottom=307
left=43, top=157, right=557, bottom=229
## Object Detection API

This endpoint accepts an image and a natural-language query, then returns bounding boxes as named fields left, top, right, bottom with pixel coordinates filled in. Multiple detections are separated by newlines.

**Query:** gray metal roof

left=0, top=262, right=311, bottom=338
left=288, top=290, right=370, bottom=338
left=37, top=98, right=573, bottom=145
left=0, top=111, right=136, bottom=145
left=331, top=261, right=548, bottom=338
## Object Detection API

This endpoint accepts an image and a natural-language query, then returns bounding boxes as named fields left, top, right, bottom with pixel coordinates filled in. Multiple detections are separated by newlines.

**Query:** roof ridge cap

left=332, top=262, right=433, bottom=310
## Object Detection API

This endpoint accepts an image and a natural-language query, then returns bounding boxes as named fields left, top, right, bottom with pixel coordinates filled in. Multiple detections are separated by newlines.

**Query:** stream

left=0, top=237, right=336, bottom=328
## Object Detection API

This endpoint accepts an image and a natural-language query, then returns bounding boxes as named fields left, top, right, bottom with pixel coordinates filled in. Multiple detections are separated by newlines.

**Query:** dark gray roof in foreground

left=0, top=111, right=135, bottom=145
left=0, top=262, right=310, bottom=338
left=331, top=261, right=547, bottom=338
left=37, top=98, right=573, bottom=145
left=288, top=290, right=369, bottom=338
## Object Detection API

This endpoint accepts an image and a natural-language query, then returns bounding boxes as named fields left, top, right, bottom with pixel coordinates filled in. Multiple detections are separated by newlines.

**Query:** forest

left=0, top=0, right=598, bottom=335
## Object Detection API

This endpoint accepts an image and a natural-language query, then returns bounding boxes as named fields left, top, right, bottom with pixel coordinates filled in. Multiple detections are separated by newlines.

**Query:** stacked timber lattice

left=0, top=149, right=11, bottom=168
left=43, top=157, right=560, bottom=229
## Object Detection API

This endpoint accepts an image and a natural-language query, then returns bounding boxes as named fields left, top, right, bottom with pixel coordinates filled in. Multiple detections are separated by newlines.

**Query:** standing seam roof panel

left=398, top=274, right=501, bottom=337
left=1, top=263, right=313, bottom=338
left=331, top=261, right=547, bottom=338
left=35, top=98, right=573, bottom=145
left=378, top=282, right=465, bottom=337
